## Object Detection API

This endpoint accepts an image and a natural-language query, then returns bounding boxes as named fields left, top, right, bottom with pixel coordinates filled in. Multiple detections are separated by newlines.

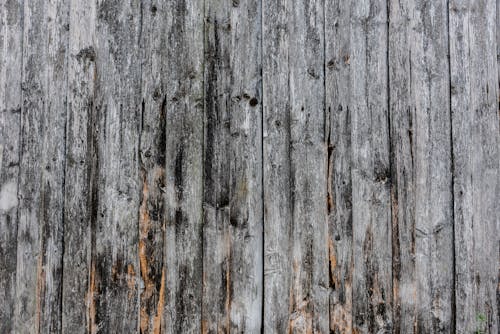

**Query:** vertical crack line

left=322, top=0, right=331, bottom=331
left=386, top=0, right=396, bottom=331
left=87, top=30, right=99, bottom=334
left=322, top=1, right=333, bottom=329
left=59, top=0, right=73, bottom=329
left=200, top=0, right=206, bottom=330
left=446, top=0, right=457, bottom=332
left=14, top=0, right=26, bottom=328
left=260, top=0, right=265, bottom=332
left=136, top=2, right=144, bottom=332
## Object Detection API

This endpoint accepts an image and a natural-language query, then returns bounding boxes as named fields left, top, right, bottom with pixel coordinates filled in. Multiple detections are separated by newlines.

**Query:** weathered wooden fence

left=1, top=0, right=499, bottom=333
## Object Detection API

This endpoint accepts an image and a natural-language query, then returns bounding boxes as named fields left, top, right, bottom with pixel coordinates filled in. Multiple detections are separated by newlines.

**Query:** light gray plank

left=287, top=0, right=329, bottom=333
left=325, top=0, right=354, bottom=332
left=411, top=0, right=454, bottom=331
left=203, top=0, right=263, bottom=332
left=14, top=0, right=69, bottom=332
left=349, top=1, right=393, bottom=333
left=388, top=0, right=418, bottom=332
left=163, top=0, right=205, bottom=332
left=90, top=0, right=142, bottom=331
left=449, top=0, right=499, bottom=333
left=262, top=0, right=329, bottom=331
left=61, top=1, right=97, bottom=332
left=0, top=0, right=23, bottom=332
left=262, top=0, right=293, bottom=332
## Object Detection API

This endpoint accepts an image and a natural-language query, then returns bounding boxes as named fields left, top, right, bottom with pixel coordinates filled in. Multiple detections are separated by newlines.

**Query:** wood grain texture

left=0, top=0, right=23, bottom=332
left=388, top=0, right=417, bottom=332
left=137, top=1, right=167, bottom=332
left=325, top=0, right=354, bottom=332
left=349, top=1, right=393, bottom=333
left=14, top=0, right=69, bottom=332
left=0, top=0, right=498, bottom=332
left=262, top=0, right=293, bottom=332
left=287, top=1, right=329, bottom=333
left=163, top=0, right=204, bottom=332
left=61, top=1, right=96, bottom=333
left=449, top=0, right=499, bottom=333
left=263, top=0, right=330, bottom=332
left=412, top=0, right=455, bottom=332
left=203, top=0, right=263, bottom=332
left=91, top=0, right=142, bottom=331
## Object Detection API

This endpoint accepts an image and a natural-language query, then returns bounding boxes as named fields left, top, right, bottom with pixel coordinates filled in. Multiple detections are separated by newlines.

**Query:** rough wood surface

left=449, top=1, right=499, bottom=333
left=91, top=0, right=142, bottom=331
left=163, top=0, right=204, bottom=332
left=325, top=0, right=354, bottom=332
left=62, top=1, right=95, bottom=333
left=202, top=0, right=262, bottom=332
left=388, top=0, right=417, bottom=332
left=0, top=1, right=23, bottom=333
left=0, top=0, right=498, bottom=333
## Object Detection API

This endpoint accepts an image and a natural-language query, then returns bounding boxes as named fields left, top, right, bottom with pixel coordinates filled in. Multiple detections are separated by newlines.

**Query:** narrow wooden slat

left=262, top=0, right=293, bottom=332
left=449, top=0, right=499, bottom=332
left=203, top=0, right=263, bottom=331
left=91, top=0, right=142, bottom=331
left=137, top=1, right=168, bottom=332
left=163, top=0, right=205, bottom=332
left=388, top=0, right=417, bottom=332
left=288, top=0, right=329, bottom=332
left=263, top=1, right=328, bottom=332
left=349, top=1, right=392, bottom=333
left=61, top=1, right=97, bottom=332
left=411, top=0, right=454, bottom=331
left=325, top=0, right=354, bottom=332
left=0, top=1, right=23, bottom=332
left=14, top=1, right=69, bottom=332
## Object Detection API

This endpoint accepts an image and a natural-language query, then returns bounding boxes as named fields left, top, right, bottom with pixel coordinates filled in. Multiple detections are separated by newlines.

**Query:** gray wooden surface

left=1, top=0, right=499, bottom=333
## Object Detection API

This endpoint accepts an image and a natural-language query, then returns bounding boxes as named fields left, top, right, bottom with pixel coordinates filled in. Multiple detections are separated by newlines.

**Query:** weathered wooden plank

left=163, top=0, right=205, bottom=332
left=90, top=0, right=142, bottom=331
left=324, top=0, right=354, bottom=332
left=61, top=1, right=97, bottom=332
left=262, top=0, right=293, bottom=332
left=287, top=0, right=329, bottom=333
left=411, top=0, right=454, bottom=331
left=137, top=1, right=168, bottom=333
left=2, top=1, right=500, bottom=332
left=388, top=0, right=417, bottom=333
left=349, top=1, right=393, bottom=333
left=0, top=1, right=23, bottom=332
left=449, top=0, right=499, bottom=333
left=203, top=0, right=263, bottom=332
left=264, top=0, right=330, bottom=332
left=14, top=1, right=69, bottom=332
